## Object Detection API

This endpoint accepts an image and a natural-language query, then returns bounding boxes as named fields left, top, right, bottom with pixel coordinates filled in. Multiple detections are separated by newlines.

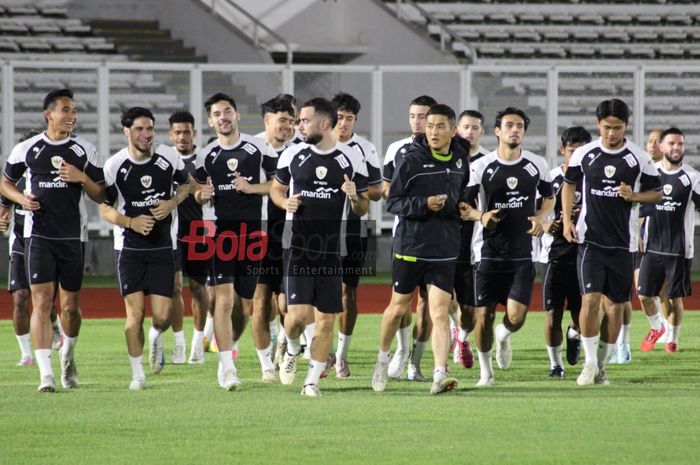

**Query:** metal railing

left=3, top=60, right=700, bottom=233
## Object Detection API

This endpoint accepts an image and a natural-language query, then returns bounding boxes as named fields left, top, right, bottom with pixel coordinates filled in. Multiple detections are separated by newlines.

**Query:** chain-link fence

left=3, top=61, right=700, bottom=233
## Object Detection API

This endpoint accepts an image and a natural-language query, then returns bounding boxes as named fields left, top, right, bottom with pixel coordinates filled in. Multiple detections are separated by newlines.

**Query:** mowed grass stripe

left=0, top=312, right=698, bottom=465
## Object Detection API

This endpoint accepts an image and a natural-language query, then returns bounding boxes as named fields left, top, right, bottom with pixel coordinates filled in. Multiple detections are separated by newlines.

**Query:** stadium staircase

left=1, top=4, right=260, bottom=155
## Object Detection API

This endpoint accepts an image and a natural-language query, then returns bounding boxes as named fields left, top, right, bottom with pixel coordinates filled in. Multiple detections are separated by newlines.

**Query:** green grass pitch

left=1, top=312, right=698, bottom=465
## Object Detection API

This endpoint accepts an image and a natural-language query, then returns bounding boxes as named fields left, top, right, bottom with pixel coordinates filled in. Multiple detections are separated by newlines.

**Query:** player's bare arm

left=560, top=181, right=577, bottom=243
left=528, top=196, right=555, bottom=237
left=0, top=205, right=11, bottom=231
left=233, top=172, right=272, bottom=195
left=342, top=174, right=369, bottom=216
left=99, top=203, right=155, bottom=236
left=150, top=183, right=189, bottom=221
left=367, top=183, right=382, bottom=202
left=616, top=181, right=662, bottom=204
left=381, top=180, right=391, bottom=200
left=0, top=176, right=40, bottom=211
left=269, top=178, right=296, bottom=211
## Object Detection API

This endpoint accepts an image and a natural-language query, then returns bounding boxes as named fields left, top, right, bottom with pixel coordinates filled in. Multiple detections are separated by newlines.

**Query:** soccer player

left=561, top=99, right=661, bottom=386
left=382, top=95, right=437, bottom=382
left=193, top=92, right=278, bottom=390
left=610, top=127, right=670, bottom=364
left=539, top=127, right=592, bottom=378
left=457, top=110, right=489, bottom=163
left=371, top=103, right=470, bottom=395
left=249, top=95, right=296, bottom=382
left=1, top=88, right=106, bottom=392
left=100, top=107, right=188, bottom=390
left=452, top=109, right=489, bottom=369
left=331, top=92, right=383, bottom=378
left=0, top=131, right=63, bottom=367
left=637, top=128, right=699, bottom=353
left=270, top=97, right=369, bottom=397
left=165, top=111, right=212, bottom=364
left=463, top=107, right=554, bottom=387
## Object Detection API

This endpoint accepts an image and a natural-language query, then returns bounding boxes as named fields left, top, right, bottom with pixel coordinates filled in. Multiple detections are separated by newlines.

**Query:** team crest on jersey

left=226, top=158, right=238, bottom=172
left=456, top=159, right=463, bottom=169
left=51, top=156, right=63, bottom=170
left=316, top=166, right=328, bottom=180
left=140, top=175, right=152, bottom=188
left=574, top=191, right=582, bottom=203
left=604, top=165, right=616, bottom=178
left=506, top=176, right=518, bottom=190
left=663, top=184, right=673, bottom=195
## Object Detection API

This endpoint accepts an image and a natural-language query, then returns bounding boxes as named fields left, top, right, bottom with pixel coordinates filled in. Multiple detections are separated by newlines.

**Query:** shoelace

left=284, top=356, right=296, bottom=373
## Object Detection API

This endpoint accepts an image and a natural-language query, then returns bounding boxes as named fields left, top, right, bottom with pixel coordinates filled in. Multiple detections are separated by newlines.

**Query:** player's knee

left=12, top=289, right=30, bottom=309
left=477, top=308, right=495, bottom=326
left=61, top=303, right=81, bottom=317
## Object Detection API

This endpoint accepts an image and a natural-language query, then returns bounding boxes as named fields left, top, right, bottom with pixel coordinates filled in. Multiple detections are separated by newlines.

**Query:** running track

left=2, top=283, right=700, bottom=319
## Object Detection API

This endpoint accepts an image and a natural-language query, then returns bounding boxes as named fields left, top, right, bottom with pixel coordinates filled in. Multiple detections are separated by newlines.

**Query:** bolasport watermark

left=180, top=219, right=377, bottom=277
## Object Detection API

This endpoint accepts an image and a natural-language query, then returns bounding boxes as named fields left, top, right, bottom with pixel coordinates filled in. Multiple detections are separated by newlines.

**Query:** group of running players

left=1, top=88, right=696, bottom=395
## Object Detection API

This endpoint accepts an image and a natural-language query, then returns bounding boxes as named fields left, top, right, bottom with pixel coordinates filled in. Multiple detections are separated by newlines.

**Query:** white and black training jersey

left=382, top=136, right=413, bottom=182
left=253, top=133, right=291, bottom=232
left=564, top=139, right=661, bottom=252
left=458, top=146, right=490, bottom=264
left=539, top=165, right=583, bottom=264
left=642, top=162, right=700, bottom=259
left=194, top=134, right=277, bottom=226
left=275, top=142, right=369, bottom=256
left=104, top=145, right=188, bottom=251
left=3, top=133, right=104, bottom=241
left=174, top=150, right=202, bottom=240
left=346, top=133, right=381, bottom=238
left=466, top=149, right=553, bottom=263
left=469, top=145, right=489, bottom=164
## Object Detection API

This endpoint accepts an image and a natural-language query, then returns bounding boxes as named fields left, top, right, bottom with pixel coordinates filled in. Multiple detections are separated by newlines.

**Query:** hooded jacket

left=387, top=134, right=470, bottom=261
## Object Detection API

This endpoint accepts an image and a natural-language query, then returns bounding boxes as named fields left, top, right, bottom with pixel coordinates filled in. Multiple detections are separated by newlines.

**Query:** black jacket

left=387, top=134, right=470, bottom=260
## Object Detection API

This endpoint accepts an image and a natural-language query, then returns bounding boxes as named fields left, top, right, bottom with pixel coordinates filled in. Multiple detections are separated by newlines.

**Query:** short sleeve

left=275, top=147, right=294, bottom=185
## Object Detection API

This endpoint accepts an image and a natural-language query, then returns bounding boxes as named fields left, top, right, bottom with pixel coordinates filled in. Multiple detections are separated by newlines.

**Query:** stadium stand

left=0, top=4, right=209, bottom=154
left=385, top=1, right=700, bottom=163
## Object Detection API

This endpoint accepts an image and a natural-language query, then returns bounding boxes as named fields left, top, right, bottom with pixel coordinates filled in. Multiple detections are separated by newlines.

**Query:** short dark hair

left=410, top=95, right=437, bottom=107
left=561, top=126, right=592, bottom=147
left=494, top=107, right=530, bottom=131
left=427, top=104, right=456, bottom=126
left=660, top=127, right=684, bottom=142
left=260, top=95, right=295, bottom=119
left=458, top=110, right=484, bottom=126
left=121, top=107, right=155, bottom=128
left=168, top=111, right=195, bottom=127
left=276, top=93, right=296, bottom=106
left=596, top=99, right=629, bottom=124
left=332, top=92, right=361, bottom=115
left=43, top=88, right=74, bottom=111
left=205, top=92, right=237, bottom=115
left=301, top=97, right=338, bottom=129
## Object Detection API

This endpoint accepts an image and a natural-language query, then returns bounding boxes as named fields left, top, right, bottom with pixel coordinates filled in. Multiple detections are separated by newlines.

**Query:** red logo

left=182, top=220, right=268, bottom=261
